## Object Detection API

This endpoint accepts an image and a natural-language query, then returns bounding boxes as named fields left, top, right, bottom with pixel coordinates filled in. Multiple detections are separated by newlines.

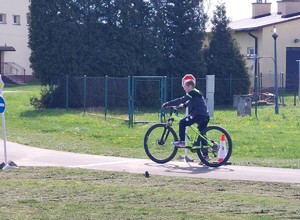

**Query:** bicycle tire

left=196, top=126, right=232, bottom=167
left=144, top=123, right=178, bottom=164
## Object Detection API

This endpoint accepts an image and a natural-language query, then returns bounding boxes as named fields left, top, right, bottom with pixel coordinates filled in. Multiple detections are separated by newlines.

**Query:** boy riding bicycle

left=162, top=79, right=210, bottom=155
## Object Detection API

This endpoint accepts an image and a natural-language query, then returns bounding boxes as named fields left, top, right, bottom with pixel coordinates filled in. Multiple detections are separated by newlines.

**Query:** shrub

left=30, top=85, right=51, bottom=109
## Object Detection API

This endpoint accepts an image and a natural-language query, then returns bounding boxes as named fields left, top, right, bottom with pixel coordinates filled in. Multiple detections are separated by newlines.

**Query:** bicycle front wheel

left=196, top=126, right=232, bottom=167
left=144, top=124, right=178, bottom=164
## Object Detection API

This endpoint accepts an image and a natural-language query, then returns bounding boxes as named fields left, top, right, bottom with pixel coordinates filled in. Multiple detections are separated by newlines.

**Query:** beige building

left=229, top=0, right=300, bottom=91
left=0, top=0, right=31, bottom=83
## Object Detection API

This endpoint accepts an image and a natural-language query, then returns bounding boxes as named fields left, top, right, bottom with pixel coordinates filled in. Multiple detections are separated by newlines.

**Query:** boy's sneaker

left=171, top=141, right=186, bottom=148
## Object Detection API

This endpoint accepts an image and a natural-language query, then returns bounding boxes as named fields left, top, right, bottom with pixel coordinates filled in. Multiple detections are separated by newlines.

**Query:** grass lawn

left=2, top=84, right=300, bottom=168
left=0, top=167, right=299, bottom=219
left=1, top=84, right=300, bottom=219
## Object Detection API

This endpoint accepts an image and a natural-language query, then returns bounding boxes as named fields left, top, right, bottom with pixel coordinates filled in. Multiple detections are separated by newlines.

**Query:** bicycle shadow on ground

left=144, top=161, right=234, bottom=175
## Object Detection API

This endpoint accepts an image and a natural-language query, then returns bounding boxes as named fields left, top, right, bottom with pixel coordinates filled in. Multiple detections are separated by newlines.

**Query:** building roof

left=0, top=46, right=16, bottom=51
left=229, top=13, right=300, bottom=32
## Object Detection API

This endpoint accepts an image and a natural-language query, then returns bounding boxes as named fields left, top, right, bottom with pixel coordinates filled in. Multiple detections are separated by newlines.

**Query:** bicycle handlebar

left=162, top=105, right=184, bottom=118
left=163, top=105, right=184, bottom=110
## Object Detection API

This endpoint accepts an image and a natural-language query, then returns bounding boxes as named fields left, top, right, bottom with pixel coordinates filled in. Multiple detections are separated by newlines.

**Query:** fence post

left=254, top=72, right=259, bottom=118
left=127, top=76, right=131, bottom=127
left=164, top=76, right=167, bottom=104
left=159, top=76, right=167, bottom=122
left=65, top=75, right=69, bottom=110
left=104, top=75, right=108, bottom=120
left=83, top=75, right=86, bottom=113
left=254, top=55, right=258, bottom=118
left=50, top=79, right=53, bottom=107
left=281, top=72, right=285, bottom=105
left=171, top=75, right=174, bottom=100
left=229, top=74, right=232, bottom=105
left=259, top=72, right=262, bottom=99
left=131, top=76, right=135, bottom=127
left=127, top=76, right=134, bottom=128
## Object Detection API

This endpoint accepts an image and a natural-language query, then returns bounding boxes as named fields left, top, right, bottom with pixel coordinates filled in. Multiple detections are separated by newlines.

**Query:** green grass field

left=1, top=84, right=300, bottom=219
left=1, top=167, right=299, bottom=219
left=2, top=84, right=300, bottom=168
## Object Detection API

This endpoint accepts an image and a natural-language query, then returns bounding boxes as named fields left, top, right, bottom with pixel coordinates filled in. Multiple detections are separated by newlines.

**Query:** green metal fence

left=49, top=74, right=299, bottom=126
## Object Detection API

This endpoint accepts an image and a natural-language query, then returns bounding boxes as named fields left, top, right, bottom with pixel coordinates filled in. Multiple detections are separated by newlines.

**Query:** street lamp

left=272, top=27, right=279, bottom=114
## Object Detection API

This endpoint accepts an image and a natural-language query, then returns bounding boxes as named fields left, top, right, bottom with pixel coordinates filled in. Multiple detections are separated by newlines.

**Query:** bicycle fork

left=158, top=126, right=171, bottom=145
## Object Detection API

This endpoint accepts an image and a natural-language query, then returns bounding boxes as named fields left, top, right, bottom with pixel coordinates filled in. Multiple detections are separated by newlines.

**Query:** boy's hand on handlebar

left=162, top=102, right=169, bottom=109
left=177, top=104, right=185, bottom=108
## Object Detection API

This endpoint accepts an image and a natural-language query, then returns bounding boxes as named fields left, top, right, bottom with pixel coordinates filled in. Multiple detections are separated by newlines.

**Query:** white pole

left=0, top=86, right=7, bottom=165
left=2, top=112, right=7, bottom=164
left=0, top=78, right=7, bottom=165
left=184, top=107, right=188, bottom=161
left=0, top=75, right=16, bottom=169
left=206, top=75, right=215, bottom=117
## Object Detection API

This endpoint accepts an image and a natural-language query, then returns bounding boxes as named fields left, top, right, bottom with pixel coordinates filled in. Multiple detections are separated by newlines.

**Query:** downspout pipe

left=248, top=32, right=258, bottom=118
left=248, top=32, right=258, bottom=75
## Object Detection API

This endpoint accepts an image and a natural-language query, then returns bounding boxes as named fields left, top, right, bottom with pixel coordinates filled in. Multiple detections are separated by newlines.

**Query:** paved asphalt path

left=1, top=140, right=300, bottom=184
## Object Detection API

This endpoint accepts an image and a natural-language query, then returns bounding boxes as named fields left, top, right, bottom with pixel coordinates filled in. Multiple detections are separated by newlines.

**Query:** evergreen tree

left=28, top=0, right=207, bottom=83
left=113, top=0, right=163, bottom=76
left=28, top=0, right=61, bottom=84
left=29, top=0, right=91, bottom=84
left=28, top=0, right=164, bottom=82
left=161, top=0, right=207, bottom=78
left=205, top=3, right=250, bottom=105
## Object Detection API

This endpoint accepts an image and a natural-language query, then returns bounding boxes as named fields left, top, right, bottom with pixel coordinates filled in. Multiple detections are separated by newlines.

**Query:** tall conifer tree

left=162, top=0, right=207, bottom=77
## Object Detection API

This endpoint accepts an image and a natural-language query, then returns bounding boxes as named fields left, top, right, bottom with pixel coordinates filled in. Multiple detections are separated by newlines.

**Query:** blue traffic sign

left=0, top=96, right=5, bottom=113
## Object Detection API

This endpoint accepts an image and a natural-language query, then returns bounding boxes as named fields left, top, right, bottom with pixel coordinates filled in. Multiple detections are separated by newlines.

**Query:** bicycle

left=144, top=106, right=233, bottom=167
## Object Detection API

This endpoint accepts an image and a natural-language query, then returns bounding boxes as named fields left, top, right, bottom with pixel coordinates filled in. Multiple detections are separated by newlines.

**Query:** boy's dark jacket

left=165, top=88, right=209, bottom=117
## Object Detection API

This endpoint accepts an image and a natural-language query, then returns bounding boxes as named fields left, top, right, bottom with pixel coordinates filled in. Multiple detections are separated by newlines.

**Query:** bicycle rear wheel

left=144, top=124, right=178, bottom=164
left=196, top=126, right=232, bottom=167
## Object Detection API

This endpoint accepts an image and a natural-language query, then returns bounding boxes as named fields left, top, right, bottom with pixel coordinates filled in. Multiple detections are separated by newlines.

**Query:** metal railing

left=3, top=62, right=25, bottom=75
left=1, top=62, right=26, bottom=84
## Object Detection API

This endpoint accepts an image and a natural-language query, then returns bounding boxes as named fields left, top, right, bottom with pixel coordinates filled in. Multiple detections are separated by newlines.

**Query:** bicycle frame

left=166, top=108, right=214, bottom=148
left=145, top=107, right=232, bottom=167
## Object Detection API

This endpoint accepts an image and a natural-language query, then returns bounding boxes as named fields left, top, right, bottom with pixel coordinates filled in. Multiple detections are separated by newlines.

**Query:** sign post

left=0, top=75, right=17, bottom=169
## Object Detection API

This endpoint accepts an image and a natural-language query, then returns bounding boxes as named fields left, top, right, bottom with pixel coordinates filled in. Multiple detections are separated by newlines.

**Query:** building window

left=26, top=12, right=30, bottom=25
left=13, top=15, right=21, bottom=25
left=0, top=13, right=7, bottom=24
left=247, top=47, right=255, bottom=59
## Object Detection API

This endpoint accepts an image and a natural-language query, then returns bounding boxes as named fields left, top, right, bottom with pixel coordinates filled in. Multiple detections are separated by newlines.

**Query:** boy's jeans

left=179, top=114, right=210, bottom=141
left=179, top=114, right=210, bottom=155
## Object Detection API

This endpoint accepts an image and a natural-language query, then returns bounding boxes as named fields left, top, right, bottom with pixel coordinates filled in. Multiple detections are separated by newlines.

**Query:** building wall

left=0, top=0, right=32, bottom=75
left=233, top=19, right=300, bottom=88
left=233, top=31, right=263, bottom=88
